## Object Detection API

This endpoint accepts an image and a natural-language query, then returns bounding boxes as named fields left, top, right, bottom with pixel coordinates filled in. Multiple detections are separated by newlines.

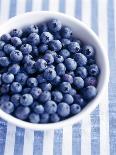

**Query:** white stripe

left=114, top=0, right=116, bottom=50
left=23, top=130, right=34, bottom=155
left=81, top=0, right=91, bottom=155
left=62, top=126, right=72, bottom=155
left=43, top=130, right=54, bottom=155
left=4, top=123, right=16, bottom=155
left=49, top=0, right=59, bottom=11
left=16, top=0, right=26, bottom=15
left=32, top=0, right=42, bottom=11
left=65, top=0, right=75, bottom=16
left=98, top=1, right=110, bottom=154
left=0, top=0, right=10, bottom=22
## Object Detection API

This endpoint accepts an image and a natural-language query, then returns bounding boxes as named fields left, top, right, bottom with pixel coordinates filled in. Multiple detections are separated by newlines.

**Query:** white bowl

left=0, top=11, right=109, bottom=130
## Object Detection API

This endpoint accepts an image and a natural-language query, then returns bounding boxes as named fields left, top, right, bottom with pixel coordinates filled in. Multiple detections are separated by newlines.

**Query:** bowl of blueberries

left=0, top=11, right=109, bottom=130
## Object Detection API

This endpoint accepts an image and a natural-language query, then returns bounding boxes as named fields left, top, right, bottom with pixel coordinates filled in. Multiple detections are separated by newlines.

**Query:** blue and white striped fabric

left=0, top=0, right=115, bottom=155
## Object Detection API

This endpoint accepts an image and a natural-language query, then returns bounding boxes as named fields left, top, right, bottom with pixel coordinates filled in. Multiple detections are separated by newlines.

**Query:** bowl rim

left=0, top=11, right=110, bottom=130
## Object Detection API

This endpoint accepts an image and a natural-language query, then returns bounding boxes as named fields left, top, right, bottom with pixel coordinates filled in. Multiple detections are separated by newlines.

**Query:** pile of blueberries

left=0, top=19, right=100, bottom=123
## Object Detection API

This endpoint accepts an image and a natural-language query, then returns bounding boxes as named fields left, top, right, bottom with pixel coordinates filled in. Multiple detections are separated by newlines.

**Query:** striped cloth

left=0, top=0, right=115, bottom=155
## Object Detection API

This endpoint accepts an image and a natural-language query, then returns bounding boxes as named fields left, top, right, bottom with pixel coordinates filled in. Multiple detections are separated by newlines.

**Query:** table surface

left=0, top=0, right=115, bottom=155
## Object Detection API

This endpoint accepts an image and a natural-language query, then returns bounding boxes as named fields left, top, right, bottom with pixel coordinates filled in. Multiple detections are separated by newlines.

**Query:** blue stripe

left=0, top=119, right=7, bottom=155
left=75, top=0, right=82, bottom=20
left=33, top=131, right=44, bottom=155
left=72, top=123, right=81, bottom=155
left=53, top=129, right=63, bottom=155
left=59, top=0, right=65, bottom=13
left=9, top=0, right=17, bottom=18
left=25, top=0, right=32, bottom=12
left=90, top=1, right=100, bottom=154
left=42, top=0, right=49, bottom=11
left=13, top=127, right=25, bottom=155
left=90, top=107, right=100, bottom=155
left=91, top=0, right=98, bottom=34
left=107, top=0, right=116, bottom=155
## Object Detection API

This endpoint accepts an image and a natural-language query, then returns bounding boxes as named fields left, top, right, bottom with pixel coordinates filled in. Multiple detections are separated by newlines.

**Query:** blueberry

left=15, top=106, right=30, bottom=120
left=29, top=113, right=40, bottom=123
left=0, top=101, right=14, bottom=114
left=83, top=86, right=97, bottom=101
left=24, top=25, right=39, bottom=35
left=87, top=58, right=96, bottom=65
left=24, top=60, right=36, bottom=74
left=35, top=59, right=47, bottom=72
left=23, top=54, right=33, bottom=63
left=15, top=73, right=28, bottom=85
left=27, top=33, right=40, bottom=46
left=68, top=71, right=75, bottom=77
left=54, top=55, right=64, bottom=63
left=83, top=45, right=95, bottom=58
left=0, top=74, right=2, bottom=85
left=53, top=32, right=61, bottom=40
left=11, top=37, right=22, bottom=47
left=88, top=64, right=99, bottom=76
left=61, top=26, right=72, bottom=38
left=75, top=67, right=87, bottom=79
left=63, top=94, right=74, bottom=104
left=57, top=102, right=70, bottom=117
left=40, top=113, right=49, bottom=123
left=0, top=57, right=10, bottom=67
left=62, top=74, right=73, bottom=84
left=2, top=72, right=14, bottom=84
left=59, top=49, right=70, bottom=59
left=33, top=104, right=44, bottom=114
left=30, top=87, right=42, bottom=99
left=50, top=113, right=60, bottom=123
left=38, top=44, right=48, bottom=53
left=0, top=41, right=5, bottom=50
left=20, top=44, right=32, bottom=54
left=8, top=64, right=20, bottom=75
left=10, top=29, right=22, bottom=37
left=0, top=95, right=10, bottom=102
left=1, top=33, right=11, bottom=43
left=47, top=50, right=57, bottom=57
left=52, top=91, right=63, bottom=102
left=67, top=42, right=80, bottom=53
left=48, top=19, right=62, bottom=32
left=10, top=82, right=22, bottom=93
left=0, top=84, right=10, bottom=94
left=69, top=88, right=76, bottom=96
left=60, top=82, right=71, bottom=93
left=0, top=51, right=5, bottom=57
left=22, top=87, right=31, bottom=94
left=37, top=74, right=46, bottom=83
left=74, top=94, right=86, bottom=108
left=70, top=104, right=81, bottom=115
left=40, top=32, right=53, bottom=43
left=11, top=94, right=21, bottom=107
left=27, top=77, right=38, bottom=88
left=44, top=67, right=56, bottom=81
left=73, top=77, right=84, bottom=89
left=3, top=44, right=15, bottom=54
left=10, top=50, right=23, bottom=62
left=74, top=53, right=87, bottom=66
left=22, top=38, right=27, bottom=44
left=20, top=94, right=33, bottom=106
left=49, top=40, right=62, bottom=51
left=39, top=91, right=51, bottom=103
left=84, top=76, right=97, bottom=86
left=31, top=46, right=39, bottom=57
left=39, top=23, right=48, bottom=33
left=51, top=75, right=61, bottom=85
left=44, top=100, right=57, bottom=114
left=56, top=63, right=66, bottom=76
left=61, top=39, right=71, bottom=47
left=43, top=53, right=54, bottom=64
left=65, top=58, right=77, bottom=71
left=40, top=83, right=52, bottom=91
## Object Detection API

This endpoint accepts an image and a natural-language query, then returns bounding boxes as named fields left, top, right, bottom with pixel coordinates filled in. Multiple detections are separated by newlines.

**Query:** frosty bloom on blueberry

left=0, top=18, right=100, bottom=123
